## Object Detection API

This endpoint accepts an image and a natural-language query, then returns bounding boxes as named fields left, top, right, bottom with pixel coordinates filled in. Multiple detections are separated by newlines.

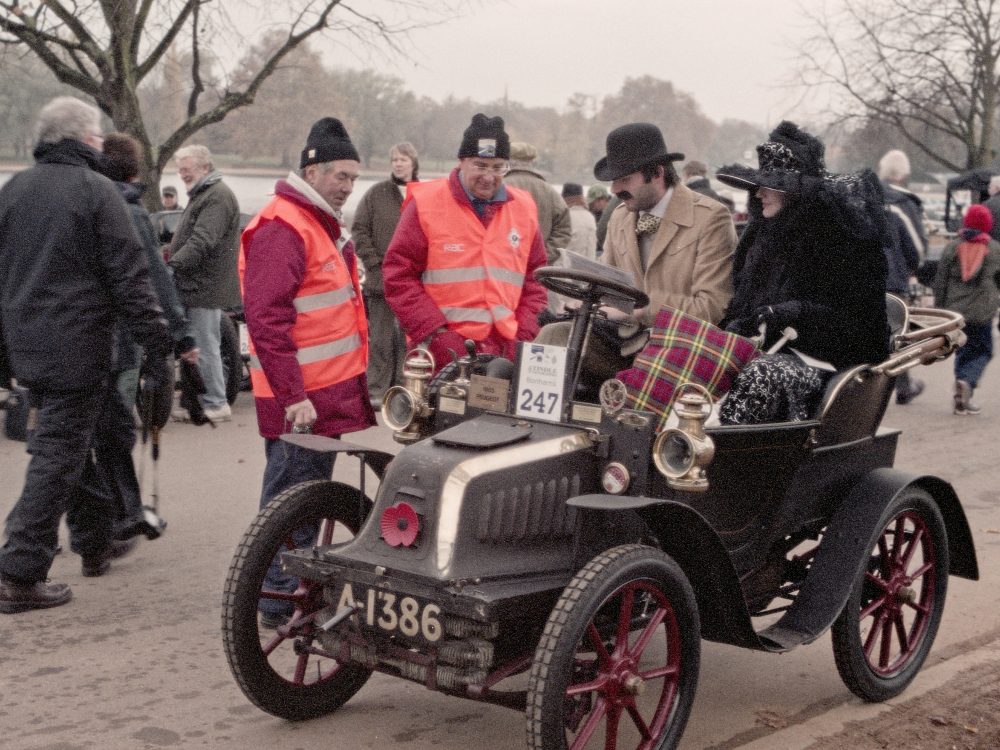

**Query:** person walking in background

left=587, top=183, right=611, bottom=223
left=351, top=142, right=418, bottom=407
left=161, top=185, right=181, bottom=210
left=560, top=182, right=597, bottom=260
left=240, top=117, right=374, bottom=628
left=0, top=96, right=172, bottom=612
left=933, top=204, right=1000, bottom=416
left=383, top=114, right=548, bottom=371
left=96, top=133, right=198, bottom=542
left=682, top=159, right=734, bottom=211
left=878, top=149, right=928, bottom=404
left=503, top=141, right=572, bottom=264
left=168, top=144, right=241, bottom=422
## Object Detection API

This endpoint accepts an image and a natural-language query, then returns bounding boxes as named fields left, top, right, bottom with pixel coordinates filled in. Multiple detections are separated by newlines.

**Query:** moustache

left=616, top=191, right=633, bottom=200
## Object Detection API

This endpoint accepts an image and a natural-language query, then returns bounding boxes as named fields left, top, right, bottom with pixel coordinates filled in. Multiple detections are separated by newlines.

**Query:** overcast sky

left=322, top=0, right=823, bottom=127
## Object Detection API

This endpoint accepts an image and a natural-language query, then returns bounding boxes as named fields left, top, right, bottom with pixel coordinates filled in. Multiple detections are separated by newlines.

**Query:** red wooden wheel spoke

left=890, top=519, right=905, bottom=563
left=878, top=616, right=894, bottom=668
left=586, top=622, right=613, bottom=665
left=900, top=524, right=924, bottom=569
left=604, top=704, right=622, bottom=750
left=893, top=611, right=910, bottom=652
left=906, top=598, right=931, bottom=616
left=859, top=591, right=888, bottom=619
left=258, top=588, right=303, bottom=603
left=615, top=587, right=636, bottom=653
left=877, top=536, right=892, bottom=571
left=569, top=696, right=607, bottom=750
left=863, top=612, right=887, bottom=657
left=292, top=650, right=310, bottom=684
left=566, top=673, right=611, bottom=697
left=864, top=570, right=891, bottom=592
left=629, top=607, right=666, bottom=660
left=261, top=631, right=286, bottom=656
left=640, top=663, right=680, bottom=681
left=626, top=701, right=653, bottom=739
left=907, top=560, right=932, bottom=581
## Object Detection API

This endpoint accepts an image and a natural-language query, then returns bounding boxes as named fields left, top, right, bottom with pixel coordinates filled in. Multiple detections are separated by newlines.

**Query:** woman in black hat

left=715, top=121, right=890, bottom=424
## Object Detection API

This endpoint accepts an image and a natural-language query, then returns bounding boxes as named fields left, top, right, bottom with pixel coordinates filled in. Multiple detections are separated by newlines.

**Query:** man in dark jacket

left=682, top=160, right=734, bottom=211
left=168, top=144, right=241, bottom=422
left=0, top=96, right=172, bottom=613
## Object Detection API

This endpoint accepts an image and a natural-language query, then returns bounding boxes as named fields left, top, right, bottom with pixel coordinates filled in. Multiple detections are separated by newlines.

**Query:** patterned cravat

left=635, top=212, right=661, bottom=237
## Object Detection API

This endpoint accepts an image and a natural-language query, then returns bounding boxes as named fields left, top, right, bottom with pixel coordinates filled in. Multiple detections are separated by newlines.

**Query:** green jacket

left=168, top=174, right=242, bottom=309
left=933, top=238, right=1000, bottom=325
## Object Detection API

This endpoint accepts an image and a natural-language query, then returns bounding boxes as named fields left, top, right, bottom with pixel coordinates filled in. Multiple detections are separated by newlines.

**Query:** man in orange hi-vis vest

left=383, top=113, right=548, bottom=372
left=239, top=117, right=374, bottom=629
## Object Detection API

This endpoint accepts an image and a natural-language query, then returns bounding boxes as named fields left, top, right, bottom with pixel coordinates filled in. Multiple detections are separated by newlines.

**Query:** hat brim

left=594, top=152, right=685, bottom=182
left=716, top=164, right=795, bottom=193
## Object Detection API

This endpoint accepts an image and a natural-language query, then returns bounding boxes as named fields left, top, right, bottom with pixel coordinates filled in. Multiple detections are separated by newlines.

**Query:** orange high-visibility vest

left=411, top=180, right=538, bottom=341
left=239, top=197, right=368, bottom=398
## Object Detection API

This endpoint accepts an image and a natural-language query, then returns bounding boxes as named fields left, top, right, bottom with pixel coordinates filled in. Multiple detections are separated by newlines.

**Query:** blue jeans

left=954, top=322, right=993, bottom=388
left=187, top=307, right=226, bottom=409
left=258, top=439, right=336, bottom=616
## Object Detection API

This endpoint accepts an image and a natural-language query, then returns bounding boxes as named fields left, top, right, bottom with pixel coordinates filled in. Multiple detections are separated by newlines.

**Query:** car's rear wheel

left=222, top=480, right=373, bottom=720
left=831, top=487, right=948, bottom=702
left=526, top=544, right=700, bottom=750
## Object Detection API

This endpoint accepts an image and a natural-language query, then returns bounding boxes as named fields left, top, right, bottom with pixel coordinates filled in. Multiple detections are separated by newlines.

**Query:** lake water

left=0, top=169, right=377, bottom=228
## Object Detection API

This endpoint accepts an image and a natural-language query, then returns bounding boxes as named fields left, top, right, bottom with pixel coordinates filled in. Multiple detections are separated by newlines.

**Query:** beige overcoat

left=602, top=183, right=736, bottom=326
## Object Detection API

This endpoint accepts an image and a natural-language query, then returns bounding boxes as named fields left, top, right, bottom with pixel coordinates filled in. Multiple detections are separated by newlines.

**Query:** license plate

left=238, top=322, right=250, bottom=356
left=335, top=582, right=443, bottom=643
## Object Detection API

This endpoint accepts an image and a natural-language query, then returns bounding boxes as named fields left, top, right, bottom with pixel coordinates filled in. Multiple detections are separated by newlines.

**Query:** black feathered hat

left=300, top=117, right=359, bottom=168
left=457, top=113, right=510, bottom=159
left=594, top=123, right=684, bottom=182
left=716, top=121, right=826, bottom=193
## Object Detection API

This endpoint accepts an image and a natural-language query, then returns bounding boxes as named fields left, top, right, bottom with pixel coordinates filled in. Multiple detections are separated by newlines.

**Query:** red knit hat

left=963, top=203, right=993, bottom=234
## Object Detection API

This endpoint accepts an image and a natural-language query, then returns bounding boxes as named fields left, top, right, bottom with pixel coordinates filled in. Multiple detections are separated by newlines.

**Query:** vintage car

left=222, top=267, right=978, bottom=750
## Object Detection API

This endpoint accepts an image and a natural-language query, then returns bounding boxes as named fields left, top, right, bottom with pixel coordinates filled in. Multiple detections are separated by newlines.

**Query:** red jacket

left=382, top=168, right=547, bottom=356
left=240, top=179, right=375, bottom=439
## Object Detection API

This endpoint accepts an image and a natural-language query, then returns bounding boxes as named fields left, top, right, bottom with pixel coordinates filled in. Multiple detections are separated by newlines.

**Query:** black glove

left=754, top=300, right=804, bottom=330
left=723, top=317, right=752, bottom=335
left=174, top=335, right=196, bottom=358
left=140, top=350, right=172, bottom=391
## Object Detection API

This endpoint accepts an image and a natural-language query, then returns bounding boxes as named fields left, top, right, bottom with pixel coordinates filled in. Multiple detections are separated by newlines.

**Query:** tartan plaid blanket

left=616, top=306, right=760, bottom=431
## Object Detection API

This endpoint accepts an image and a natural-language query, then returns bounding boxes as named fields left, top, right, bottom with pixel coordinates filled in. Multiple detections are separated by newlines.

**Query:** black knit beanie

left=457, top=113, right=510, bottom=160
left=300, top=117, right=359, bottom=168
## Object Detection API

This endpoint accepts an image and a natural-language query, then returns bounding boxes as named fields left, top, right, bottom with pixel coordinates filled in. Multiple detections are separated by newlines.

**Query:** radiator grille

left=476, top=474, right=580, bottom=542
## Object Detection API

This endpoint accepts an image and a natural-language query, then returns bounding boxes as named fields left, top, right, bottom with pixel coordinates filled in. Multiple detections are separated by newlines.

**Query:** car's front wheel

left=526, top=544, right=700, bottom=750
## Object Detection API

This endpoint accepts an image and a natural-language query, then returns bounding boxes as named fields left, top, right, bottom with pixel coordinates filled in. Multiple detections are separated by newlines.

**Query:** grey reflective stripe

left=441, top=307, right=494, bottom=323
left=486, top=266, right=525, bottom=286
left=297, top=333, right=362, bottom=365
left=249, top=354, right=263, bottom=370
left=293, top=287, right=354, bottom=313
left=421, top=267, right=486, bottom=284
left=491, top=304, right=515, bottom=320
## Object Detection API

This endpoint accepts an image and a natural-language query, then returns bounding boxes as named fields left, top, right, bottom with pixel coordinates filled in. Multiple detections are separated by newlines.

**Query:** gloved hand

left=723, top=317, right=752, bottom=336
left=140, top=351, right=172, bottom=391
left=754, top=300, right=804, bottom=330
left=427, top=329, right=467, bottom=371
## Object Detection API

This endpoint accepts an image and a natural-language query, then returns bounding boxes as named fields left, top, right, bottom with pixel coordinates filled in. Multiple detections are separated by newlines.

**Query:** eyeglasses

left=467, top=160, right=510, bottom=176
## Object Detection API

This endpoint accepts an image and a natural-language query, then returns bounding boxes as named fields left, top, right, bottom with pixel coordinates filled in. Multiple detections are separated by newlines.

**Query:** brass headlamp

left=382, top=347, right=435, bottom=443
left=652, top=383, right=715, bottom=492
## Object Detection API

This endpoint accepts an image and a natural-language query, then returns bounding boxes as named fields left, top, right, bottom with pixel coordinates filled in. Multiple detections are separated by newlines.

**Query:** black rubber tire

left=220, top=314, right=243, bottom=405
left=222, top=480, right=373, bottom=720
left=831, top=487, right=949, bottom=702
left=526, top=544, right=700, bottom=750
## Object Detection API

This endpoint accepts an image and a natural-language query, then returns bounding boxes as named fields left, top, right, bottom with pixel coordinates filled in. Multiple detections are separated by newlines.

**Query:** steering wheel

left=534, top=266, right=649, bottom=309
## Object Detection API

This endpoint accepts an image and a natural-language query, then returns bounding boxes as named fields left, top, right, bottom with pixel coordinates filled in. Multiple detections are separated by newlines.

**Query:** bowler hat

left=594, top=123, right=684, bottom=182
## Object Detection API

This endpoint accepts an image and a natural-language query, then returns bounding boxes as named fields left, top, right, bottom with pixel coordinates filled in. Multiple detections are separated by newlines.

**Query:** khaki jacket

left=602, top=183, right=736, bottom=326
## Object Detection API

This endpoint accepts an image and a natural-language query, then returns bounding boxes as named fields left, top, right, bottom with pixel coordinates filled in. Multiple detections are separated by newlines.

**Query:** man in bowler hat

left=239, top=117, right=374, bottom=629
left=537, top=123, right=736, bottom=381
left=383, top=113, right=548, bottom=371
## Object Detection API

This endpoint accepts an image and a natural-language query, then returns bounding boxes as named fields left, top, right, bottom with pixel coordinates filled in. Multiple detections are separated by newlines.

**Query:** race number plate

left=515, top=342, right=567, bottom=423
left=335, top=582, right=443, bottom=643
left=238, top=322, right=250, bottom=356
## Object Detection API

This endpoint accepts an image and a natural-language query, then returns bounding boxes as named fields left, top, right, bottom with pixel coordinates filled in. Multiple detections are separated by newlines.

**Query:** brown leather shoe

left=0, top=579, right=72, bottom=613
left=82, top=538, right=138, bottom=577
